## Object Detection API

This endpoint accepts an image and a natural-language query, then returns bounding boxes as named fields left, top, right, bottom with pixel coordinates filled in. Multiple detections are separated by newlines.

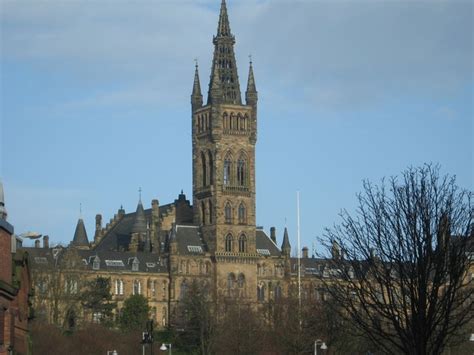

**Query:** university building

left=23, top=0, right=328, bottom=329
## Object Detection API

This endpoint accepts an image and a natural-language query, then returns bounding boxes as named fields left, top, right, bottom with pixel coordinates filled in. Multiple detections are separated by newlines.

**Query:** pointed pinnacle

left=246, top=59, right=257, bottom=93
left=217, top=0, right=231, bottom=37
left=192, top=62, right=202, bottom=97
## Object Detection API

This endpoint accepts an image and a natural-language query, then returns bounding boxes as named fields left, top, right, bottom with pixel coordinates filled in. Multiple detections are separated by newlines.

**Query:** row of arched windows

left=224, top=152, right=248, bottom=187
left=224, top=201, right=247, bottom=224
left=223, top=112, right=249, bottom=131
left=257, top=283, right=283, bottom=302
left=225, top=233, right=247, bottom=253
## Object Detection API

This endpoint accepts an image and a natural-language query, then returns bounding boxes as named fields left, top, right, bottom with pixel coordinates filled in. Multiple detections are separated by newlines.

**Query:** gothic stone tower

left=192, top=0, right=258, bottom=258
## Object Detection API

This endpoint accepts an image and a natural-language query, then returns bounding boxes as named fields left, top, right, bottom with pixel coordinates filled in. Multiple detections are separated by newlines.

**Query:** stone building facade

left=22, top=0, right=327, bottom=329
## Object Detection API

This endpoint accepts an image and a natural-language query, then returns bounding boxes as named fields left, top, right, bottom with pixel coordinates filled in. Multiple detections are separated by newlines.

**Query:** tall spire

left=245, top=57, right=258, bottom=105
left=191, top=61, right=203, bottom=110
left=208, top=0, right=242, bottom=105
left=217, top=0, right=231, bottom=37
left=0, top=180, right=7, bottom=220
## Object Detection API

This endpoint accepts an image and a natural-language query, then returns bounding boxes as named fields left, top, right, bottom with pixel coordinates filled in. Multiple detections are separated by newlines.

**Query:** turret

left=130, top=198, right=147, bottom=252
left=72, top=218, right=89, bottom=248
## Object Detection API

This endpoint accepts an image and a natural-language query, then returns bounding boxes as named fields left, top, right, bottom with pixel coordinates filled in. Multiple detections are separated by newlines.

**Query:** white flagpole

left=297, top=191, right=301, bottom=311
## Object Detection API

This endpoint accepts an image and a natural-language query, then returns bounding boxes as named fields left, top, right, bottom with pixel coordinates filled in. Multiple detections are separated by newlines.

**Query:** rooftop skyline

left=2, top=0, right=472, bottom=252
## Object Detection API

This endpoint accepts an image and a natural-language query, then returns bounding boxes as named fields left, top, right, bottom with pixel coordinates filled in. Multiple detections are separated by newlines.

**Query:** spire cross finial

left=194, top=58, right=198, bottom=68
left=79, top=203, right=82, bottom=217
left=249, top=54, right=252, bottom=64
left=139, top=187, right=142, bottom=202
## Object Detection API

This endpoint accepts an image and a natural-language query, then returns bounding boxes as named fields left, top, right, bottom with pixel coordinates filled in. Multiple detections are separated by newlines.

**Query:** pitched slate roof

left=95, top=203, right=174, bottom=252
left=256, top=228, right=281, bottom=257
left=22, top=246, right=168, bottom=273
left=173, top=224, right=207, bottom=255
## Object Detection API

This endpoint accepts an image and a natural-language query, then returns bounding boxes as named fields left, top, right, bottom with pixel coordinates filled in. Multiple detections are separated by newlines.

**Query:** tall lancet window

left=201, top=152, right=207, bottom=187
left=224, top=154, right=232, bottom=186
left=238, top=203, right=246, bottom=224
left=239, top=234, right=247, bottom=253
left=208, top=151, right=214, bottom=185
left=225, top=234, right=233, bottom=252
left=201, top=201, right=206, bottom=225
left=225, top=203, right=232, bottom=224
left=237, top=157, right=246, bottom=186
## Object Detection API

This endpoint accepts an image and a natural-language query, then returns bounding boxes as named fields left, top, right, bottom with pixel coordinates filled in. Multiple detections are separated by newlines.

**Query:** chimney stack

left=270, top=227, right=276, bottom=244
left=35, top=240, right=40, bottom=248
left=302, top=246, right=308, bottom=259
left=43, top=235, right=49, bottom=249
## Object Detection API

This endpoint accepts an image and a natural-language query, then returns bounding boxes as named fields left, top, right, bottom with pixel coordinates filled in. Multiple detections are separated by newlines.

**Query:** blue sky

left=1, top=0, right=472, bottom=254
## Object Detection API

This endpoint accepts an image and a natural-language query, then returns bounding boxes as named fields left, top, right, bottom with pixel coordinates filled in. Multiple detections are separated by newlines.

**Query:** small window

left=132, top=261, right=139, bottom=272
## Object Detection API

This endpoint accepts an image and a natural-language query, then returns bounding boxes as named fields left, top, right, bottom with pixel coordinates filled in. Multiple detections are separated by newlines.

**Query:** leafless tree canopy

left=319, top=165, right=473, bottom=355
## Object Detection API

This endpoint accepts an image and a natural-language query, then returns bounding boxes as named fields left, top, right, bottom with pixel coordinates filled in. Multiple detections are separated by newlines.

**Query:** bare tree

left=319, top=165, right=473, bottom=355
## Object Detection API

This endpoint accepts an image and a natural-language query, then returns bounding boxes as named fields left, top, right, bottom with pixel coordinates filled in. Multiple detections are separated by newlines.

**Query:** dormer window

left=132, top=258, right=139, bottom=272
left=92, top=256, right=100, bottom=270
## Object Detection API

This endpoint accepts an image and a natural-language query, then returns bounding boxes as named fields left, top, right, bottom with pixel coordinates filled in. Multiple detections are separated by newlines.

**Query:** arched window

left=209, top=200, right=213, bottom=224
left=201, top=152, right=207, bottom=186
left=208, top=151, right=214, bottom=185
left=180, top=280, right=187, bottom=300
left=151, top=280, right=157, bottom=297
left=201, top=201, right=206, bottom=225
left=238, top=203, right=246, bottom=224
left=257, top=284, right=265, bottom=301
left=225, top=234, right=233, bottom=252
left=115, top=279, right=124, bottom=295
left=230, top=113, right=235, bottom=130
left=133, top=280, right=141, bottom=295
left=236, top=113, right=242, bottom=130
left=225, top=202, right=232, bottom=224
left=239, top=234, right=247, bottom=253
left=237, top=155, right=247, bottom=186
left=227, top=273, right=235, bottom=289
left=223, top=154, right=232, bottom=185
left=238, top=273, right=245, bottom=288
left=274, top=285, right=282, bottom=300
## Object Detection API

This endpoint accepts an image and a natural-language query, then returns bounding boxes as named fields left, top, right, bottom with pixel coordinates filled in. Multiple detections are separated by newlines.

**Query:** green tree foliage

left=80, top=277, right=116, bottom=326
left=119, top=294, right=150, bottom=331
